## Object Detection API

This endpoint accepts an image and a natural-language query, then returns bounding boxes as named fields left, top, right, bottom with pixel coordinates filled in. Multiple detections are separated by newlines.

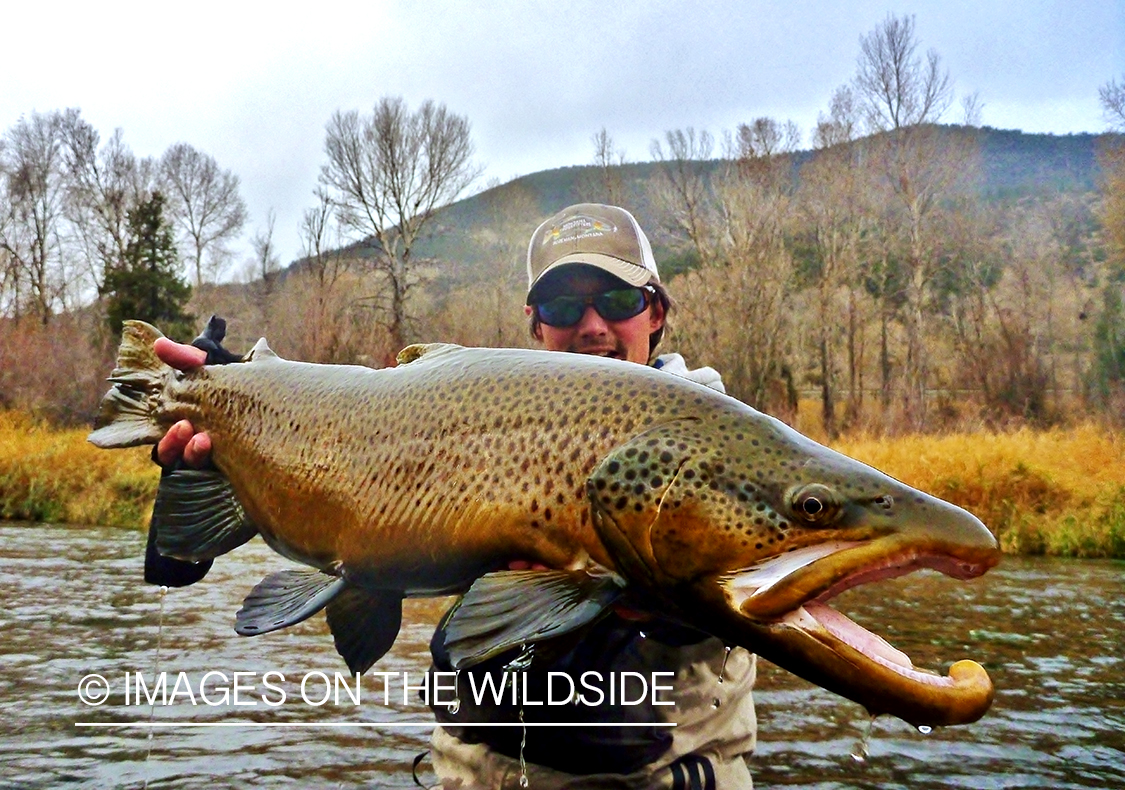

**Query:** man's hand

left=154, top=338, right=212, bottom=468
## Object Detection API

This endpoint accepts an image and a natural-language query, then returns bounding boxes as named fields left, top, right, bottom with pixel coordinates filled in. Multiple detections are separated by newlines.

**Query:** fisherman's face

left=527, top=266, right=664, bottom=366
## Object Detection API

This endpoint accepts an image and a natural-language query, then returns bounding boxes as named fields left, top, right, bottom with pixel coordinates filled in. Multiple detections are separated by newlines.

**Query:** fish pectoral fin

left=443, top=569, right=626, bottom=669
left=235, top=569, right=346, bottom=636
left=326, top=588, right=404, bottom=674
left=153, top=469, right=258, bottom=562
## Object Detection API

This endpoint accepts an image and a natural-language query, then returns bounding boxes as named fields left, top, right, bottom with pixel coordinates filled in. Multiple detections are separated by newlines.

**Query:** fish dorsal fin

left=235, top=569, right=346, bottom=636
left=326, top=587, right=404, bottom=673
left=153, top=469, right=258, bottom=561
left=396, top=342, right=463, bottom=365
left=442, top=568, right=625, bottom=669
left=244, top=337, right=278, bottom=362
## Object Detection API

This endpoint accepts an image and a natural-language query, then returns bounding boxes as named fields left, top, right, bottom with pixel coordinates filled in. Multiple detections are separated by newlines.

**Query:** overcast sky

left=4, top=1, right=1122, bottom=269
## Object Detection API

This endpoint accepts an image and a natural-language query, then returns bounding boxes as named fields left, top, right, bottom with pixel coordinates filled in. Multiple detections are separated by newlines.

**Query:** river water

left=0, top=522, right=1122, bottom=789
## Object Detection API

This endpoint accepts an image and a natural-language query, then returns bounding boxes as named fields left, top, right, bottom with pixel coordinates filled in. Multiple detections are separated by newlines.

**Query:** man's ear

left=525, top=304, right=544, bottom=341
left=648, top=296, right=666, bottom=333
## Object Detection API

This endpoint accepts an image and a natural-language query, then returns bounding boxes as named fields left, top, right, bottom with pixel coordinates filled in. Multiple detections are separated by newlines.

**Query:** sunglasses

left=535, top=286, right=654, bottom=328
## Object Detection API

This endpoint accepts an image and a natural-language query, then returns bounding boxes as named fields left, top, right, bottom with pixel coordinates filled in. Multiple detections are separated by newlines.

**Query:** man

left=152, top=204, right=756, bottom=789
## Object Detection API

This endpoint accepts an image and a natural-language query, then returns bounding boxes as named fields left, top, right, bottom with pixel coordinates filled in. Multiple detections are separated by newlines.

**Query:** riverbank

left=835, top=425, right=1125, bottom=558
left=1, top=410, right=1122, bottom=557
left=0, top=411, right=156, bottom=528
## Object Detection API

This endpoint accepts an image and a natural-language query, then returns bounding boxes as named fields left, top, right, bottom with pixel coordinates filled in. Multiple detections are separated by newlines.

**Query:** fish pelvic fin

left=88, top=320, right=173, bottom=449
left=443, top=568, right=626, bottom=669
left=235, top=569, right=347, bottom=636
left=326, top=587, right=404, bottom=674
left=153, top=469, right=258, bottom=561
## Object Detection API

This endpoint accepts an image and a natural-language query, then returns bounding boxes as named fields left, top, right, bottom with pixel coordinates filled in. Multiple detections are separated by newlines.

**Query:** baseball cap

left=526, top=203, right=660, bottom=304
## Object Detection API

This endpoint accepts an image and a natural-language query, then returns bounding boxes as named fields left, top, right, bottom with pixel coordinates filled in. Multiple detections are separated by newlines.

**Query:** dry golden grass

left=833, top=424, right=1125, bottom=558
left=0, top=410, right=157, bottom=528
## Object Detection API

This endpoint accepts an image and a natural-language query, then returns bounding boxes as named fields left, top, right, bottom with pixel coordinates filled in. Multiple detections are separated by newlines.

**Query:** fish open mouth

left=719, top=542, right=998, bottom=726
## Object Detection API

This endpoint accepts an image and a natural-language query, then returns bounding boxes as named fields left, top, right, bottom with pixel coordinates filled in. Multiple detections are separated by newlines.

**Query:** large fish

left=89, top=320, right=1001, bottom=728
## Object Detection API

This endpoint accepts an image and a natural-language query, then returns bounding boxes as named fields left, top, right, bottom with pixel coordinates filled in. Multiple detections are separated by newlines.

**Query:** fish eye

left=789, top=484, right=841, bottom=524
left=801, top=497, right=824, bottom=516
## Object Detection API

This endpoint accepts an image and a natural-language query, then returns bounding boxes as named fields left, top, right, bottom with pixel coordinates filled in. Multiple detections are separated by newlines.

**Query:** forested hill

left=410, top=125, right=1114, bottom=283
left=973, top=127, right=1106, bottom=195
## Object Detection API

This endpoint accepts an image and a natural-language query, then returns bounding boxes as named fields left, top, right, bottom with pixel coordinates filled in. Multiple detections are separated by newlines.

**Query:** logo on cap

left=543, top=214, right=618, bottom=248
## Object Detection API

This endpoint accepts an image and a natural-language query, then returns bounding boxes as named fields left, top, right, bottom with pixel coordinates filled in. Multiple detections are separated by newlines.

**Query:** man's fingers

left=156, top=421, right=212, bottom=468
left=154, top=337, right=206, bottom=371
left=506, top=560, right=550, bottom=571
left=157, top=420, right=194, bottom=467
left=182, top=432, right=213, bottom=468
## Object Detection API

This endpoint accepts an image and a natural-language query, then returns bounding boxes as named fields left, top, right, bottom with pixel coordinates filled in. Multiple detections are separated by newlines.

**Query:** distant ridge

left=288, top=125, right=1118, bottom=286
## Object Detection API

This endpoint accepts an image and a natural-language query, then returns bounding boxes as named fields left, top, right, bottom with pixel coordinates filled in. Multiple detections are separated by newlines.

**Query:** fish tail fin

left=88, top=321, right=174, bottom=449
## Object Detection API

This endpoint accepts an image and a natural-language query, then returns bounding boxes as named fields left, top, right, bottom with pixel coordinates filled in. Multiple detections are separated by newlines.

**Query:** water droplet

left=917, top=725, right=932, bottom=735
left=711, top=697, right=721, bottom=709
left=447, top=698, right=460, bottom=715
left=518, top=707, right=529, bottom=787
left=718, top=644, right=732, bottom=684
left=639, top=631, right=647, bottom=639
left=851, top=713, right=876, bottom=762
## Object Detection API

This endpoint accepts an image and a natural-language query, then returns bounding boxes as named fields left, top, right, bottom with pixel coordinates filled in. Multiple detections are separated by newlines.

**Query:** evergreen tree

left=102, top=191, right=194, bottom=340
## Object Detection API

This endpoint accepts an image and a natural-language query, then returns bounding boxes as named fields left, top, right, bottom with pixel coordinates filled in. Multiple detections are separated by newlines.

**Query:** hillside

left=407, top=125, right=1115, bottom=287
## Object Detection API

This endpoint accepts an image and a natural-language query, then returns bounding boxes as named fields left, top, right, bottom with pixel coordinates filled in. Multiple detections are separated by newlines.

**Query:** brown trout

left=89, top=320, right=1000, bottom=728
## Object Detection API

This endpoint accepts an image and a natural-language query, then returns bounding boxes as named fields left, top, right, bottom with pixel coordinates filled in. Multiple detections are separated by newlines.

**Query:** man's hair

left=528, top=281, right=673, bottom=362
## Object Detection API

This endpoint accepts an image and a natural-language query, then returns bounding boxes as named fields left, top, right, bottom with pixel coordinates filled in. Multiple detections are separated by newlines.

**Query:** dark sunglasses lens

left=536, top=287, right=649, bottom=328
left=537, top=297, right=585, bottom=327
left=595, top=288, right=648, bottom=321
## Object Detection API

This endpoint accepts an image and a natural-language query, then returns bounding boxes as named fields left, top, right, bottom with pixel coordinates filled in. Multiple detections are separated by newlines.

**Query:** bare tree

left=855, top=13, right=953, bottom=131
left=460, top=182, right=540, bottom=348
left=799, top=87, right=872, bottom=436
left=61, top=116, right=158, bottom=299
left=1100, top=75, right=1125, bottom=131
left=852, top=13, right=974, bottom=428
left=160, top=142, right=248, bottom=287
left=251, top=207, right=281, bottom=299
left=289, top=189, right=358, bottom=361
left=649, top=128, right=717, bottom=265
left=1098, top=75, right=1125, bottom=263
left=580, top=127, right=627, bottom=204
left=251, top=209, right=280, bottom=284
left=0, top=110, right=70, bottom=323
left=319, top=96, right=480, bottom=353
left=961, top=92, right=985, bottom=127
left=650, top=122, right=799, bottom=412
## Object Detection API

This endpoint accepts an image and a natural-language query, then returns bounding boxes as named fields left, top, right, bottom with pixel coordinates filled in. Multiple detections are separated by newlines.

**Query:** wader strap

left=669, top=754, right=716, bottom=790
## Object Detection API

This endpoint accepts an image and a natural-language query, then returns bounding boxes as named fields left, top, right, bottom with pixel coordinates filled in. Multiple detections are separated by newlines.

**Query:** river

left=0, top=522, right=1121, bottom=789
